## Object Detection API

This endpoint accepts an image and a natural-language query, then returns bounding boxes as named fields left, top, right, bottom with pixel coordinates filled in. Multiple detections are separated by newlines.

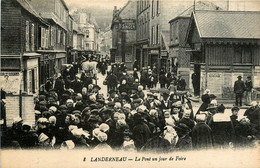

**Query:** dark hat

left=90, top=109, right=99, bottom=115
left=217, top=104, right=226, bottom=113
left=87, top=115, right=99, bottom=123
left=209, top=94, right=217, bottom=99
left=72, top=110, right=81, bottom=115
left=133, top=113, right=143, bottom=121
left=247, top=76, right=251, bottom=79
left=106, top=101, right=115, bottom=107
left=237, top=75, right=242, bottom=79
left=174, top=123, right=191, bottom=134
left=93, top=85, right=101, bottom=90
left=101, top=109, right=112, bottom=115
left=89, top=104, right=98, bottom=110
left=96, top=99, right=105, bottom=104
left=42, top=111, right=51, bottom=118
left=231, top=106, right=240, bottom=111
left=59, top=105, right=68, bottom=110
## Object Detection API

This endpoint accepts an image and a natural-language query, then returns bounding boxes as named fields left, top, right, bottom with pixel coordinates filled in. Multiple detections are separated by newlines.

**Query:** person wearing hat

left=209, top=112, right=234, bottom=148
left=243, top=101, right=260, bottom=135
left=230, top=106, right=240, bottom=129
left=192, top=114, right=213, bottom=150
left=197, top=89, right=211, bottom=114
left=178, top=109, right=195, bottom=131
left=245, top=76, right=253, bottom=106
left=132, top=113, right=151, bottom=150
left=71, top=74, right=83, bottom=94
left=159, top=70, right=167, bottom=88
left=54, top=73, right=65, bottom=99
left=140, top=67, right=148, bottom=90
left=161, top=90, right=173, bottom=110
left=234, top=75, right=245, bottom=106
left=176, top=74, right=186, bottom=91
left=174, top=123, right=192, bottom=151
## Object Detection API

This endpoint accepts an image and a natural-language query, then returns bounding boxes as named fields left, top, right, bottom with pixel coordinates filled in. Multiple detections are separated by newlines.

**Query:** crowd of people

left=1, top=57, right=260, bottom=152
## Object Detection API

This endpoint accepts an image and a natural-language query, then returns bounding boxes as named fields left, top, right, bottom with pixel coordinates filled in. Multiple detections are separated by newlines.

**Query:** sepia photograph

left=1, top=0, right=260, bottom=167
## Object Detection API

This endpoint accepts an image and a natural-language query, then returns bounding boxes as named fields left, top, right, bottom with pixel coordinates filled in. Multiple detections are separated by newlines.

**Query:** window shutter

left=31, top=23, right=34, bottom=51
left=26, top=21, right=30, bottom=51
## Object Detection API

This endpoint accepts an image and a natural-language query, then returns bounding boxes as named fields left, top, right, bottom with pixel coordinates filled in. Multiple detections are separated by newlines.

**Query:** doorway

left=192, top=64, right=201, bottom=96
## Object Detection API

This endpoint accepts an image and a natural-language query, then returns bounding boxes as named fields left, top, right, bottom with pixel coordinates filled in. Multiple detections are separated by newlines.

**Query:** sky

left=64, top=0, right=260, bottom=11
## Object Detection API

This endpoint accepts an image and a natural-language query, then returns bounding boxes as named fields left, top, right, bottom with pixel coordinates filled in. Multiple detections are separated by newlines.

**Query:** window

left=26, top=21, right=30, bottom=51
left=233, top=46, right=252, bottom=64
left=31, top=23, right=34, bottom=51
left=63, top=33, right=66, bottom=45
left=41, top=27, right=45, bottom=47
left=243, top=47, right=252, bottom=63
left=175, top=21, right=179, bottom=43
left=45, top=29, right=49, bottom=48
left=156, top=0, right=160, bottom=15
left=57, top=29, right=60, bottom=44
left=152, top=0, right=154, bottom=17
left=86, top=30, right=89, bottom=38
left=50, top=27, right=54, bottom=46
left=86, top=43, right=90, bottom=50
left=151, top=26, right=154, bottom=44
left=156, top=24, right=159, bottom=44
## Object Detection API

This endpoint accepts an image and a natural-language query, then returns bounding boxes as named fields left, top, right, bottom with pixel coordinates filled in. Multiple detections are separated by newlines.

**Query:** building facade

left=136, top=0, right=150, bottom=69
left=1, top=0, right=50, bottom=95
left=1, top=0, right=52, bottom=126
left=186, top=11, right=260, bottom=99
left=111, top=1, right=137, bottom=70
left=30, top=0, right=69, bottom=76
left=168, top=1, right=221, bottom=91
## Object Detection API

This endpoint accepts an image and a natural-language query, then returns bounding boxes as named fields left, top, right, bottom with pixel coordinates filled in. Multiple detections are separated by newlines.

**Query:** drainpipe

left=19, top=52, right=23, bottom=118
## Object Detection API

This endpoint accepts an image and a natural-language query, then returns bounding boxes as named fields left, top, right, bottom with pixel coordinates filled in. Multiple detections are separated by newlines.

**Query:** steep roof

left=193, top=10, right=260, bottom=39
left=16, top=0, right=48, bottom=25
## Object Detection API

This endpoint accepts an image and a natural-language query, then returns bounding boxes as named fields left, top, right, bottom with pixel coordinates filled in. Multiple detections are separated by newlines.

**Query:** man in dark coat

left=234, top=75, right=245, bottom=106
left=107, top=72, right=118, bottom=92
left=54, top=73, right=65, bottom=99
left=132, top=113, right=151, bottom=150
left=192, top=72, right=200, bottom=96
left=177, top=75, right=186, bottom=91
left=192, top=114, right=214, bottom=150
left=209, top=113, right=234, bottom=148
left=175, top=123, right=192, bottom=151
left=197, top=89, right=211, bottom=114
left=159, top=71, right=167, bottom=88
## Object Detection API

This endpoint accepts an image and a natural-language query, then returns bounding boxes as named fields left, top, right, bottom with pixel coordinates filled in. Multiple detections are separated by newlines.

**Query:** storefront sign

left=120, top=20, right=136, bottom=30
left=161, top=51, right=168, bottom=57
left=207, top=72, right=223, bottom=94
left=222, top=73, right=233, bottom=98
left=150, top=50, right=159, bottom=55
left=0, top=72, right=22, bottom=94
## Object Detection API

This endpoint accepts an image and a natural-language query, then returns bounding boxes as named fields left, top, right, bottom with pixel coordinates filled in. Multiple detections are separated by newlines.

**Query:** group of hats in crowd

left=2, top=63, right=260, bottom=151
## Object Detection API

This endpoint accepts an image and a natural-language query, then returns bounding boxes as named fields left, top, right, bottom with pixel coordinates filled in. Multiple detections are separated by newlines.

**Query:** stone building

left=111, top=1, right=137, bottom=70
